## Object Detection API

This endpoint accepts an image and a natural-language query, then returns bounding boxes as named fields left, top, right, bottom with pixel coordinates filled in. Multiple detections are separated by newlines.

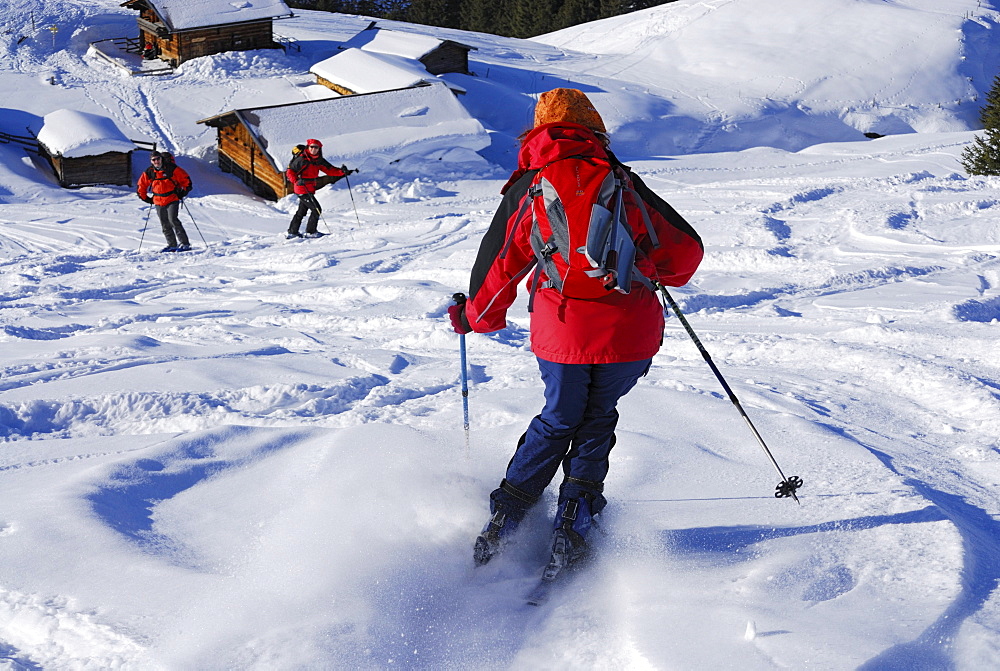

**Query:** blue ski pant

left=491, top=357, right=651, bottom=518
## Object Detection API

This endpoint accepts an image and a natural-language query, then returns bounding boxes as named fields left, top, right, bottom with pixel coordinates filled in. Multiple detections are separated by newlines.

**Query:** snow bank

left=535, top=0, right=999, bottom=152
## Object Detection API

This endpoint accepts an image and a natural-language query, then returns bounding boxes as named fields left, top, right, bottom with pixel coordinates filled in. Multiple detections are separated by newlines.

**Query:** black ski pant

left=157, top=201, right=189, bottom=247
left=289, top=194, right=322, bottom=234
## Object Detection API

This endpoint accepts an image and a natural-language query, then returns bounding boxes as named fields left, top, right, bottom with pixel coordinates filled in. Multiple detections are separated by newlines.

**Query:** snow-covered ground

left=1, top=0, right=1000, bottom=668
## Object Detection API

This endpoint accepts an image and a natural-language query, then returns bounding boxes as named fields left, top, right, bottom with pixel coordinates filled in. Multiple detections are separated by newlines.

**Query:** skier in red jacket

left=284, top=139, right=354, bottom=239
left=136, top=151, right=193, bottom=252
left=450, top=89, right=704, bottom=576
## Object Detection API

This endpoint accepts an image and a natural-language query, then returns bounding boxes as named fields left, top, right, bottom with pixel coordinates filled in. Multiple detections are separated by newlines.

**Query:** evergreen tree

left=406, top=0, right=460, bottom=27
left=963, top=74, right=1000, bottom=175
left=461, top=0, right=501, bottom=35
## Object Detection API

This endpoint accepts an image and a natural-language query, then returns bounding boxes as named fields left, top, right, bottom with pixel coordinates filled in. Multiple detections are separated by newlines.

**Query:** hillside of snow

left=1, top=0, right=1000, bottom=668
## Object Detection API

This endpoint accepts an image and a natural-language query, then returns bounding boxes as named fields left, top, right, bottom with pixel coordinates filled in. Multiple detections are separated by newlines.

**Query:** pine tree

left=979, top=74, right=1000, bottom=129
left=461, top=0, right=498, bottom=34
left=962, top=74, right=1000, bottom=175
left=407, top=0, right=460, bottom=28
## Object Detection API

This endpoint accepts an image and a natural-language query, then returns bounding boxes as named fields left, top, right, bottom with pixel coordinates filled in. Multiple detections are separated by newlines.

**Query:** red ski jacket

left=465, top=122, right=704, bottom=364
left=286, top=152, right=345, bottom=195
left=137, top=164, right=192, bottom=207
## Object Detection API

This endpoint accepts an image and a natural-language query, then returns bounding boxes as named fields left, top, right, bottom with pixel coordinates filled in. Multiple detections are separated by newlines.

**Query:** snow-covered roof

left=340, top=28, right=458, bottom=60
left=132, top=0, right=293, bottom=32
left=309, top=49, right=464, bottom=95
left=203, top=82, right=487, bottom=171
left=36, top=109, right=135, bottom=158
left=310, top=50, right=437, bottom=94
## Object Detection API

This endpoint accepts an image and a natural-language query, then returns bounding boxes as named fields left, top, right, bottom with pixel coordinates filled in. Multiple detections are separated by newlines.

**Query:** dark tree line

left=287, top=0, right=674, bottom=39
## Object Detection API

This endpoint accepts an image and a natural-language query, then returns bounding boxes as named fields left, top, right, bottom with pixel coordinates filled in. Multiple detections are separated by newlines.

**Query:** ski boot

left=473, top=479, right=537, bottom=566
left=473, top=509, right=518, bottom=566
left=541, top=495, right=594, bottom=581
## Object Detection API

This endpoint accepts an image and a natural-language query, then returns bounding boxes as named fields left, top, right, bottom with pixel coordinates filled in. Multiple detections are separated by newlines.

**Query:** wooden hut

left=36, top=110, right=139, bottom=188
left=196, top=83, right=489, bottom=201
left=339, top=23, right=476, bottom=76
left=310, top=49, right=465, bottom=97
left=120, top=0, right=293, bottom=67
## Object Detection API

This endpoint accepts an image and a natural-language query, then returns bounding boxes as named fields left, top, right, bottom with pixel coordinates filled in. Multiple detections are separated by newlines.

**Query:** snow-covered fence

left=272, top=33, right=300, bottom=53
left=0, top=130, right=40, bottom=154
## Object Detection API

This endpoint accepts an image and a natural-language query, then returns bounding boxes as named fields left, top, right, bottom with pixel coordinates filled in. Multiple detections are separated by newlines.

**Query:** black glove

left=141, top=195, right=153, bottom=204
left=295, top=179, right=305, bottom=187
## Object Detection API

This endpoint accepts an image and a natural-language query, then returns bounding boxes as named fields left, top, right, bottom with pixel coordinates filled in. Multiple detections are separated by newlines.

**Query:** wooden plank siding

left=129, top=3, right=279, bottom=67
left=216, top=123, right=286, bottom=200
left=45, top=151, right=133, bottom=188
left=419, top=43, right=473, bottom=76
left=140, top=21, right=277, bottom=66
left=315, top=76, right=356, bottom=96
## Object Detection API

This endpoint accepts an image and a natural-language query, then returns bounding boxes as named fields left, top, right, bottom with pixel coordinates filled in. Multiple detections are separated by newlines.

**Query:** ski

left=524, top=527, right=580, bottom=606
left=525, top=576, right=557, bottom=606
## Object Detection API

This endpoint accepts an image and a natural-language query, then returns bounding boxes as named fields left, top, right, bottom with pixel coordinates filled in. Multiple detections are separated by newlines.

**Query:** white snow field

left=1, top=0, right=1000, bottom=668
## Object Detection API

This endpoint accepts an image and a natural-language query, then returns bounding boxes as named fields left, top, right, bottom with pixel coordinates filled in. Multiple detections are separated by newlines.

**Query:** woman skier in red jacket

left=450, top=89, right=704, bottom=579
left=284, top=139, right=354, bottom=239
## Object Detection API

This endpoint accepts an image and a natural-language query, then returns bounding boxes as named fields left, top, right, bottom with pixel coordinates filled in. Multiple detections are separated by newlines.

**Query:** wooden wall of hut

left=141, top=19, right=276, bottom=66
left=420, top=44, right=471, bottom=75
left=46, top=151, right=133, bottom=188
left=216, top=123, right=286, bottom=200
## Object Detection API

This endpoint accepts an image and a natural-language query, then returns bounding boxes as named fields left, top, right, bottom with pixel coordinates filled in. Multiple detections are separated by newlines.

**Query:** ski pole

left=453, top=292, right=471, bottom=455
left=138, top=200, right=153, bottom=252
left=344, top=172, right=362, bottom=228
left=656, top=284, right=802, bottom=503
left=312, top=195, right=332, bottom=235
left=180, top=199, right=208, bottom=247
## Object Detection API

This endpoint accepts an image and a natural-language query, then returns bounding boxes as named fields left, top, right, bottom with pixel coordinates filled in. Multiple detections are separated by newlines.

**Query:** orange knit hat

left=533, top=88, right=606, bottom=133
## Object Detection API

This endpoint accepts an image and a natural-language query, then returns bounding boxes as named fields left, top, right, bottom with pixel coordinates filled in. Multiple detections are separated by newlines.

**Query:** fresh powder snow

left=0, top=0, right=999, bottom=668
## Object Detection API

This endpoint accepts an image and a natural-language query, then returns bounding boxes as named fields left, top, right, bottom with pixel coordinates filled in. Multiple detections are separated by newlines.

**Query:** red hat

left=306, top=139, right=323, bottom=147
